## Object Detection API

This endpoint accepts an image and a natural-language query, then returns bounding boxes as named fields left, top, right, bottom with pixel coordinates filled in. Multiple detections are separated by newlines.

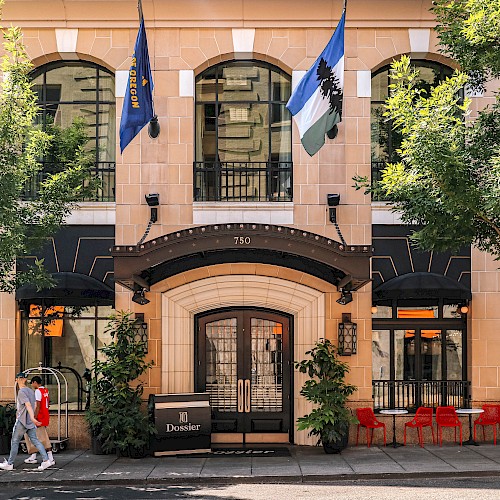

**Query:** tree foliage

left=0, top=7, right=95, bottom=291
left=356, top=1, right=500, bottom=258
left=432, top=0, right=500, bottom=89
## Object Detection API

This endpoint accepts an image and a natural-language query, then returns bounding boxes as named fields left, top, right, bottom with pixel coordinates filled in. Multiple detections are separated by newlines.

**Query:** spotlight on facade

left=132, top=288, right=150, bottom=305
left=338, top=313, right=357, bottom=355
left=336, top=289, right=353, bottom=305
left=148, top=115, right=160, bottom=139
left=145, top=193, right=159, bottom=206
left=145, top=193, right=159, bottom=224
left=327, top=193, right=340, bottom=206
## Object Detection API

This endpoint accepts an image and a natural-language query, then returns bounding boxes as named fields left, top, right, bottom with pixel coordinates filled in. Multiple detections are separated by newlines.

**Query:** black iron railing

left=373, top=380, right=471, bottom=412
left=22, top=161, right=116, bottom=202
left=193, top=161, right=293, bottom=202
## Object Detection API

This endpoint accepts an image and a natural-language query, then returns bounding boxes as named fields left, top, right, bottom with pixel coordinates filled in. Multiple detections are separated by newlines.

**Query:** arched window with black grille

left=28, top=61, right=116, bottom=202
left=371, top=60, right=461, bottom=200
left=195, top=61, right=292, bottom=202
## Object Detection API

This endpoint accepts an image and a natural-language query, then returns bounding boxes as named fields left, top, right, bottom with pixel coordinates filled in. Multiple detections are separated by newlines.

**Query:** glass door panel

left=446, top=330, right=463, bottom=380
left=250, top=318, right=283, bottom=413
left=205, top=317, right=238, bottom=412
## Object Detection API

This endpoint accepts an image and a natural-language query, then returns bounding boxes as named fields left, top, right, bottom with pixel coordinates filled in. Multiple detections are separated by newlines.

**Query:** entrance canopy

left=16, top=272, right=115, bottom=306
left=373, top=272, right=472, bottom=302
left=112, top=224, right=371, bottom=291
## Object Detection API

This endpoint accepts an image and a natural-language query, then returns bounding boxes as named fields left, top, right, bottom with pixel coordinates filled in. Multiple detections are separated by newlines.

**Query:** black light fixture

left=145, top=193, right=159, bottom=223
left=137, top=194, right=160, bottom=245
left=327, top=193, right=340, bottom=207
left=338, top=313, right=357, bottom=355
left=327, top=194, right=346, bottom=245
left=336, top=289, right=353, bottom=305
left=133, top=313, right=149, bottom=352
left=132, top=288, right=150, bottom=305
left=148, top=115, right=160, bottom=139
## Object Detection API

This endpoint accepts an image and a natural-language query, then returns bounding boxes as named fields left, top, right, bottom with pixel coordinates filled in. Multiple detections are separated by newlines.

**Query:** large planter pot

left=321, top=432, right=349, bottom=454
left=91, top=435, right=107, bottom=455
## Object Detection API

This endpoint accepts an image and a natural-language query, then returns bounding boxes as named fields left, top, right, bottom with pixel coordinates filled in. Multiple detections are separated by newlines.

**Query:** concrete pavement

left=1, top=444, right=500, bottom=486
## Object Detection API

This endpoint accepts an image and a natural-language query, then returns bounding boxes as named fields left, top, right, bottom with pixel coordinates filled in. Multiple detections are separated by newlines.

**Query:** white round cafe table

left=456, top=408, right=484, bottom=445
left=380, top=409, right=409, bottom=447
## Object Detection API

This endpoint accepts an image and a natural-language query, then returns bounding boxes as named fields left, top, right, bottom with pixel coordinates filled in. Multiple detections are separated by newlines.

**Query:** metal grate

left=206, top=318, right=237, bottom=412
left=373, top=380, right=471, bottom=411
left=251, top=318, right=283, bottom=412
left=193, top=161, right=292, bottom=202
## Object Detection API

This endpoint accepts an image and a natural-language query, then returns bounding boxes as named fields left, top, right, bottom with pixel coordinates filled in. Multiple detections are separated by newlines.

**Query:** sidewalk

left=2, top=444, right=500, bottom=486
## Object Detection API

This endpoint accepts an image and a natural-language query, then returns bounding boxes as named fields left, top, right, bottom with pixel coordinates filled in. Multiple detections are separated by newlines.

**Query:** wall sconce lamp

left=134, top=313, right=149, bottom=352
left=137, top=194, right=160, bottom=245
left=460, top=303, right=469, bottom=314
left=336, top=289, right=353, bottom=305
left=145, top=193, right=159, bottom=223
left=148, top=115, right=160, bottom=139
left=327, top=194, right=346, bottom=246
left=132, top=288, right=150, bottom=305
left=338, top=313, right=357, bottom=355
left=371, top=305, right=378, bottom=314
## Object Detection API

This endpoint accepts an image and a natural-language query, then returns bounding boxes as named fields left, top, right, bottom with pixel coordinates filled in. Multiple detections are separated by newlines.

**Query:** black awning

left=373, top=272, right=471, bottom=302
left=16, top=272, right=114, bottom=306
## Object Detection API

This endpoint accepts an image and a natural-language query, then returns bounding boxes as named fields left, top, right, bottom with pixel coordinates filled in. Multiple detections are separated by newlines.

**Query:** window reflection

left=372, top=330, right=390, bottom=380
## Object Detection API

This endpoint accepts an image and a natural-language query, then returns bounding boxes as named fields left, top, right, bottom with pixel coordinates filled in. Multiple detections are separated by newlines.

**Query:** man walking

left=24, top=376, right=55, bottom=466
left=0, top=372, right=51, bottom=471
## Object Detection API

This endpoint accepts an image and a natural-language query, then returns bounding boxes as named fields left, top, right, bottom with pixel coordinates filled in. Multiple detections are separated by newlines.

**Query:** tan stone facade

left=0, top=0, right=498, bottom=447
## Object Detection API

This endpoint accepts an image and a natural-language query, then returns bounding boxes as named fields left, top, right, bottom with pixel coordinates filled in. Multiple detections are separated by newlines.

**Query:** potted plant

left=295, top=338, right=358, bottom=453
left=0, top=403, right=16, bottom=454
left=85, top=311, right=156, bottom=457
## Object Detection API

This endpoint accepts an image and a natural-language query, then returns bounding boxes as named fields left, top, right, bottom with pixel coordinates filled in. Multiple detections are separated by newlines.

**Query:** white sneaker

left=49, top=459, right=56, bottom=466
left=37, top=460, right=52, bottom=471
left=0, top=460, right=13, bottom=471
left=24, top=457, right=37, bottom=464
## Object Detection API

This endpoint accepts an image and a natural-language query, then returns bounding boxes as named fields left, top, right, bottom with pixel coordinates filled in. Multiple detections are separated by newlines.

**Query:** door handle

left=244, top=379, right=251, bottom=413
left=237, top=379, right=244, bottom=413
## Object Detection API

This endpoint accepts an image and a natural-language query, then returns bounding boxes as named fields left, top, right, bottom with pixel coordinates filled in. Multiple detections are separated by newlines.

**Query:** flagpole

left=138, top=0, right=144, bottom=23
left=137, top=0, right=160, bottom=138
left=343, top=0, right=348, bottom=11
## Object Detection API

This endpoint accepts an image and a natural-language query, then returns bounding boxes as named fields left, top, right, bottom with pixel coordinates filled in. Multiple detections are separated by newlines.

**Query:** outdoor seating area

left=355, top=405, right=500, bottom=448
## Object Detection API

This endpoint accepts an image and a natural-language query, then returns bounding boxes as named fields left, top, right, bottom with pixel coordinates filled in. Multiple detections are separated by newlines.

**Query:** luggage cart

left=16, top=364, right=70, bottom=453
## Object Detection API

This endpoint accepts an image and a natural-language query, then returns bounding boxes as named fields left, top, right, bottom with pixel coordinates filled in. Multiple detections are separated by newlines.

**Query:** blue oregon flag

left=119, top=18, right=154, bottom=153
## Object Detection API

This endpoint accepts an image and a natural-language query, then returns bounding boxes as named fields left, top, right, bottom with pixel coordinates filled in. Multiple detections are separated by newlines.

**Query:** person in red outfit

left=24, top=376, right=55, bottom=466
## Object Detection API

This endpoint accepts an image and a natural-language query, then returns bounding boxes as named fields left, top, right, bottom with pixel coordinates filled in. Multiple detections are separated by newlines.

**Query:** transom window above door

left=194, top=61, right=292, bottom=202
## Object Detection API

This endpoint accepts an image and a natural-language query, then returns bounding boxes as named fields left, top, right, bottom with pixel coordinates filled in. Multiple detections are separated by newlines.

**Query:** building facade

left=0, top=0, right=498, bottom=447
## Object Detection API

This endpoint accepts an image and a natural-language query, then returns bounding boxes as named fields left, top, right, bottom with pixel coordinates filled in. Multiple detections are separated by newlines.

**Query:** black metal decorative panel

left=17, top=225, right=115, bottom=289
left=372, top=225, right=470, bottom=290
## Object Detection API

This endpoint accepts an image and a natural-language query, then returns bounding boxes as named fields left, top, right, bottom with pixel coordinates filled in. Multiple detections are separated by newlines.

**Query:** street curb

left=3, top=470, right=500, bottom=487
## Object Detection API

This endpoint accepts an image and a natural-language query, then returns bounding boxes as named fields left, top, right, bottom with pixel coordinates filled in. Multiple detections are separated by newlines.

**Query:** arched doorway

left=196, top=308, right=292, bottom=444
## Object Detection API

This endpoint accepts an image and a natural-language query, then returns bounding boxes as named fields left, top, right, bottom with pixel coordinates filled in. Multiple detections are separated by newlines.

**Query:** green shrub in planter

left=85, top=311, right=156, bottom=457
left=295, top=338, right=358, bottom=453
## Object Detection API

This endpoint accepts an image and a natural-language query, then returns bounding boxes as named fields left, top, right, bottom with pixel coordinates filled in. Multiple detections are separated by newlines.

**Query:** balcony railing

left=373, top=380, right=471, bottom=412
left=193, top=161, right=293, bottom=202
left=22, top=162, right=116, bottom=202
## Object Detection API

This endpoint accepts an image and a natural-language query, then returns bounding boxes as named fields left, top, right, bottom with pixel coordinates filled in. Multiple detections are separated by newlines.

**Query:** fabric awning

left=16, top=272, right=114, bottom=306
left=373, top=272, right=471, bottom=302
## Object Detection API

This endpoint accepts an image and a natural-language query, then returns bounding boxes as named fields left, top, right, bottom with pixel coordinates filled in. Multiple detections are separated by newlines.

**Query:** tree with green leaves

left=0, top=3, right=95, bottom=291
left=355, top=0, right=500, bottom=258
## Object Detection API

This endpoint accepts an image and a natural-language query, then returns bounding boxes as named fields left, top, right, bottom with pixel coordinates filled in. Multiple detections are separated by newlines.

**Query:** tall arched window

left=195, top=61, right=292, bottom=202
left=371, top=61, right=459, bottom=199
left=29, top=61, right=116, bottom=201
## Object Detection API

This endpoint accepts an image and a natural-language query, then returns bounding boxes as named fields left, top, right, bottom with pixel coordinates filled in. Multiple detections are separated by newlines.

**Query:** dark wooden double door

left=196, top=309, right=291, bottom=442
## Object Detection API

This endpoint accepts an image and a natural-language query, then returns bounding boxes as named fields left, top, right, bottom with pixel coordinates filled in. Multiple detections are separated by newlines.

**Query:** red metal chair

left=473, top=404, right=500, bottom=445
left=404, top=407, right=435, bottom=447
left=356, top=407, right=386, bottom=447
left=436, top=406, right=462, bottom=446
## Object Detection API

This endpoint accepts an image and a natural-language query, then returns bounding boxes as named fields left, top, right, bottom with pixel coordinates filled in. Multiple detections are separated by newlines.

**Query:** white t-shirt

left=35, top=388, right=42, bottom=402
